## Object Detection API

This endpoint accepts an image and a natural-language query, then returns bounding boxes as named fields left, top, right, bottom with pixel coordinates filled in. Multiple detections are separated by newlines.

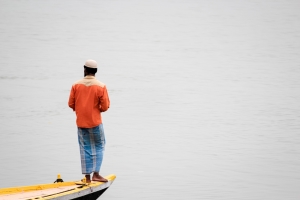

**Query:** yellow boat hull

left=0, top=174, right=116, bottom=200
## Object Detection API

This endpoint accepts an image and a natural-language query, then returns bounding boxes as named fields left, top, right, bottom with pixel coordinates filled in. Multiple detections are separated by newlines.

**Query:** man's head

left=84, top=59, right=98, bottom=76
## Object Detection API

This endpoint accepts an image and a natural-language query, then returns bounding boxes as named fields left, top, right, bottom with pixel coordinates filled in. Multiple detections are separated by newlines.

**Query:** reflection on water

left=0, top=0, right=300, bottom=199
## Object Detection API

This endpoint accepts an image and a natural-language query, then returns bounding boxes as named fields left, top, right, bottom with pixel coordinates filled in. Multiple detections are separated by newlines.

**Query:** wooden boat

left=0, top=174, right=116, bottom=200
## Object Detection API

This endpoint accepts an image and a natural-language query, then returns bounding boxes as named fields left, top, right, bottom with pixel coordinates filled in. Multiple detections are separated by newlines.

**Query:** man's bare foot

left=92, top=172, right=108, bottom=182
left=85, top=175, right=92, bottom=183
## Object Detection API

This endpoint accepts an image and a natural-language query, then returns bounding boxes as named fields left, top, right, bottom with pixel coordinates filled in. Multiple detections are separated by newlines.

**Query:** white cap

left=84, top=59, right=97, bottom=68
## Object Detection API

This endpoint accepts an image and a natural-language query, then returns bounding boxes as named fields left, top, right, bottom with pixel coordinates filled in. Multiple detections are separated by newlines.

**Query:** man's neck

left=85, top=74, right=95, bottom=77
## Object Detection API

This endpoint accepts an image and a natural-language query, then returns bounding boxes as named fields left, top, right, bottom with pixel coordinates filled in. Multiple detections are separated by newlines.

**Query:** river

left=0, top=0, right=300, bottom=199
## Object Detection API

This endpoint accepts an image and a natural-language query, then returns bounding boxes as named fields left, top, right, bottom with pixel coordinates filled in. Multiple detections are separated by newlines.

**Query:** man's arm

left=68, top=86, right=75, bottom=111
left=99, top=86, right=110, bottom=112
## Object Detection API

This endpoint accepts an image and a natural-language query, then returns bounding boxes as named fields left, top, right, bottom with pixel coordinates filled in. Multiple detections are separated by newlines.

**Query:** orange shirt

left=68, top=75, right=110, bottom=128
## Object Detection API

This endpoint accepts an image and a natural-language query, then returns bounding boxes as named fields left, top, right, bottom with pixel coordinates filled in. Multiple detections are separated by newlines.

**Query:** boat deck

left=0, top=174, right=116, bottom=200
left=0, top=185, right=79, bottom=200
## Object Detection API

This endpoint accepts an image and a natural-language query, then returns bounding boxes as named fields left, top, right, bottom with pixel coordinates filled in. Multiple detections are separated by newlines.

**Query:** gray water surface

left=0, top=0, right=300, bottom=199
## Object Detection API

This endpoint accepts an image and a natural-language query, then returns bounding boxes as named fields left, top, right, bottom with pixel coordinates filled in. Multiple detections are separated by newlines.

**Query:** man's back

left=68, top=75, right=110, bottom=128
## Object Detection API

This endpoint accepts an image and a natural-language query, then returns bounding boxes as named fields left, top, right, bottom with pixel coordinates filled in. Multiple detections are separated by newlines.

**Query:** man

left=68, top=59, right=110, bottom=183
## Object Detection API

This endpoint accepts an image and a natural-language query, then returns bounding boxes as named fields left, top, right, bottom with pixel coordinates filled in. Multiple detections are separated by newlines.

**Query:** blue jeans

left=77, top=124, right=106, bottom=174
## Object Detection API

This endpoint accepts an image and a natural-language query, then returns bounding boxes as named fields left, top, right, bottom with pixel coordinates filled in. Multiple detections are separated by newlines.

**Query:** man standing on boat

left=68, top=59, right=110, bottom=183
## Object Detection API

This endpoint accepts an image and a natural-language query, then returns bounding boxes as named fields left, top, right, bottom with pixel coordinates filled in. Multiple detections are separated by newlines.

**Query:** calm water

left=0, top=0, right=300, bottom=199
